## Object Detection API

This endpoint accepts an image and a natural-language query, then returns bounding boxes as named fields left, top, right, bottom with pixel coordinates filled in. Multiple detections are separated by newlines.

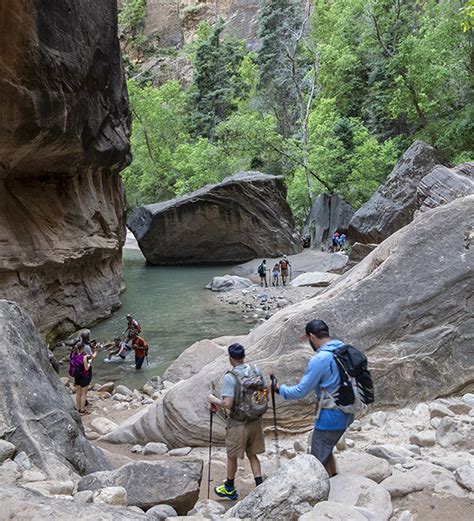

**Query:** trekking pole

left=270, top=374, right=281, bottom=469
left=207, top=404, right=217, bottom=499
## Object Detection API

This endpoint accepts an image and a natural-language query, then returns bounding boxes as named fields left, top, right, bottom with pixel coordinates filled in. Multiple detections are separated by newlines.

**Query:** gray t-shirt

left=221, top=363, right=264, bottom=398
left=221, top=363, right=265, bottom=426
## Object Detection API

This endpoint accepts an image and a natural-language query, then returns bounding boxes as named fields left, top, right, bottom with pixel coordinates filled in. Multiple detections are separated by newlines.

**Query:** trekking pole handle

left=270, top=374, right=279, bottom=394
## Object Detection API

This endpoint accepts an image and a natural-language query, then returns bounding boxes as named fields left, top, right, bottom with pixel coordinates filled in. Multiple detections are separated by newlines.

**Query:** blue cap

left=228, top=343, right=245, bottom=360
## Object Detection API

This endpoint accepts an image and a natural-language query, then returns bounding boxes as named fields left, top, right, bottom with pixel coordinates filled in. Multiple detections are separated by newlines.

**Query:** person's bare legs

left=324, top=453, right=337, bottom=477
left=226, top=455, right=238, bottom=481
left=247, top=453, right=262, bottom=478
left=76, top=386, right=81, bottom=411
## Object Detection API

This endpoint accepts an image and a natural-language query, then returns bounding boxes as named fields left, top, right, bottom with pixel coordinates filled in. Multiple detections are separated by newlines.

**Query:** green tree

left=190, top=22, right=245, bottom=140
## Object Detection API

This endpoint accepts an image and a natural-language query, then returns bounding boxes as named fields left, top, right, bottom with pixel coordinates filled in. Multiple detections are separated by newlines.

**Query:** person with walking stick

left=207, top=343, right=267, bottom=500
left=269, top=320, right=355, bottom=477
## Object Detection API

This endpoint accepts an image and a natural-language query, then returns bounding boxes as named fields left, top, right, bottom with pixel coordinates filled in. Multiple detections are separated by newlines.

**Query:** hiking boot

left=214, top=483, right=238, bottom=500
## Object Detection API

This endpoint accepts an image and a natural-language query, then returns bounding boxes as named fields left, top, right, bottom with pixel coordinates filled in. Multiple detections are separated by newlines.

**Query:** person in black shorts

left=71, top=342, right=96, bottom=414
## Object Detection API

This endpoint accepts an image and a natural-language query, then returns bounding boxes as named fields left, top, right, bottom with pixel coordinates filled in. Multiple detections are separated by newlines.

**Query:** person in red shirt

left=131, top=331, right=148, bottom=370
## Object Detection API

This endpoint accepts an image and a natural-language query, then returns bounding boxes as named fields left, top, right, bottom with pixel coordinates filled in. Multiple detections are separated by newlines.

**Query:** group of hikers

left=68, top=314, right=149, bottom=414
left=331, top=231, right=347, bottom=251
left=207, top=319, right=373, bottom=500
left=257, top=255, right=292, bottom=287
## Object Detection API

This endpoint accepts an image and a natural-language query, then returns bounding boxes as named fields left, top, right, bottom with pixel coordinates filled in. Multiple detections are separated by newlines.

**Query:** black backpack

left=332, top=344, right=374, bottom=409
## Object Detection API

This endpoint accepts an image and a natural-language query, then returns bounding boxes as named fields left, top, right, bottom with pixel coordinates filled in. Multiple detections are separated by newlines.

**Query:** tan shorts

left=226, top=418, right=265, bottom=459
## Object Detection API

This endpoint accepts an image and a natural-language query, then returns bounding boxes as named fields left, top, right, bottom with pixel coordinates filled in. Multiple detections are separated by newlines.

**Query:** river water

left=89, top=248, right=251, bottom=389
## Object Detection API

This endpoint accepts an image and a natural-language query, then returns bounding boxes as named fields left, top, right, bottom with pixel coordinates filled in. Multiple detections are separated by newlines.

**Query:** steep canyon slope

left=0, top=0, right=130, bottom=337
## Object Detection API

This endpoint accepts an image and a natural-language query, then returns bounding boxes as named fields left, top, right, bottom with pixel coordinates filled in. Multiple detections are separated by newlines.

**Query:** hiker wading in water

left=208, top=343, right=267, bottom=500
left=69, top=342, right=96, bottom=414
left=271, top=319, right=354, bottom=477
left=131, top=331, right=148, bottom=370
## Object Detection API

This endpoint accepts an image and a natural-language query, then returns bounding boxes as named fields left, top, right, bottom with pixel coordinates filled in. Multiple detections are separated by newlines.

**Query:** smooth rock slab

left=329, top=474, right=393, bottom=521
left=337, top=452, right=392, bottom=484
left=290, top=272, right=341, bottom=288
left=78, top=460, right=203, bottom=514
left=299, top=501, right=368, bottom=520
left=226, top=454, right=330, bottom=521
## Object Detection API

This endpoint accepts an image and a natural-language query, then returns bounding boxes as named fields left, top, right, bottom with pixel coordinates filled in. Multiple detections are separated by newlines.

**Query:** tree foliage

left=121, top=1, right=473, bottom=226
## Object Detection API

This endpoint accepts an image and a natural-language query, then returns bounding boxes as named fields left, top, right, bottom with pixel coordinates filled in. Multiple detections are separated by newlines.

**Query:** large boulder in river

left=0, top=300, right=110, bottom=479
left=348, top=141, right=447, bottom=243
left=0, top=1, right=130, bottom=338
left=105, top=196, right=473, bottom=447
left=127, top=172, right=302, bottom=264
left=417, top=162, right=474, bottom=212
left=302, top=194, right=354, bottom=248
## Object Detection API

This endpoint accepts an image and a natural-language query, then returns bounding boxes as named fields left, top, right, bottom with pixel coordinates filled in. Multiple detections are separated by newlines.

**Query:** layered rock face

left=302, top=193, right=354, bottom=247
left=348, top=141, right=447, bottom=243
left=106, top=196, right=473, bottom=447
left=0, top=0, right=130, bottom=337
left=128, top=172, right=302, bottom=264
left=0, top=300, right=110, bottom=479
left=417, top=162, right=474, bottom=212
left=142, top=0, right=261, bottom=49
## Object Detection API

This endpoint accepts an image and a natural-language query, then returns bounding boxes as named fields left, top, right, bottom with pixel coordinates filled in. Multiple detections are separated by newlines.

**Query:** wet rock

left=115, top=385, right=133, bottom=397
left=454, top=464, right=474, bottom=492
left=348, top=140, right=447, bottom=243
left=206, top=275, right=254, bottom=292
left=0, top=440, right=16, bottom=463
left=91, top=418, right=118, bottom=436
left=226, top=454, right=329, bottom=521
left=146, top=504, right=178, bottom=520
left=93, top=486, right=128, bottom=507
left=78, top=460, right=203, bottom=514
left=99, top=382, right=115, bottom=393
left=129, top=172, right=301, bottom=264
left=337, top=452, right=392, bottom=484
left=329, top=474, right=392, bottom=521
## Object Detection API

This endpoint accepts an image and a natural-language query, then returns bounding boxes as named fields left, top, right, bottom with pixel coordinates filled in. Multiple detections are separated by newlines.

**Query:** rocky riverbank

left=3, top=372, right=472, bottom=520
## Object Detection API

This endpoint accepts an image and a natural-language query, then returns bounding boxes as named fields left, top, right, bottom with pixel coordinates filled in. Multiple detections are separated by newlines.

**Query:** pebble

left=143, top=442, right=168, bottom=455
left=370, top=411, right=387, bottom=427
left=114, top=385, right=133, bottom=396
left=131, top=444, right=143, bottom=454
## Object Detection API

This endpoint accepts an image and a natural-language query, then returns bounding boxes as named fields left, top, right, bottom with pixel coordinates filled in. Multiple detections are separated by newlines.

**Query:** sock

left=225, top=479, right=235, bottom=490
left=255, top=476, right=263, bottom=486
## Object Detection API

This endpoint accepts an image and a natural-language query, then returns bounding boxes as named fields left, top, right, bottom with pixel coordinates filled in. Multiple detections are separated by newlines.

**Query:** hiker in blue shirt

left=271, top=319, right=353, bottom=477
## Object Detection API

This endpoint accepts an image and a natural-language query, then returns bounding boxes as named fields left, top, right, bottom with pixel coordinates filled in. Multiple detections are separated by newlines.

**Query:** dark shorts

left=135, top=355, right=145, bottom=370
left=74, top=372, right=92, bottom=388
left=311, top=429, right=345, bottom=465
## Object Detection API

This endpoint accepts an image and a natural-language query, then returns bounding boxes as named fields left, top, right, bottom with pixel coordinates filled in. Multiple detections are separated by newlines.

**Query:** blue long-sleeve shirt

left=279, top=339, right=353, bottom=431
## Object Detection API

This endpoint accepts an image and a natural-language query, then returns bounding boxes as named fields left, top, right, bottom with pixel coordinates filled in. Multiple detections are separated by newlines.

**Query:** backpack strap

left=227, top=369, right=242, bottom=413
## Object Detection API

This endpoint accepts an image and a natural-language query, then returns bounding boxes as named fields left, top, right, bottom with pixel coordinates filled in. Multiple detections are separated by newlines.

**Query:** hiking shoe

left=214, top=483, right=238, bottom=500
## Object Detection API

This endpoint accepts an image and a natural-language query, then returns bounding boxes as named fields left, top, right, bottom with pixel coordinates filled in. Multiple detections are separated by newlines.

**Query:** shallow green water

left=89, top=248, right=251, bottom=389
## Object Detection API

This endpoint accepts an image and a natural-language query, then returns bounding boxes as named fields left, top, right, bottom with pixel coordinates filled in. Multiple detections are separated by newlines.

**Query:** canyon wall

left=0, top=0, right=131, bottom=338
